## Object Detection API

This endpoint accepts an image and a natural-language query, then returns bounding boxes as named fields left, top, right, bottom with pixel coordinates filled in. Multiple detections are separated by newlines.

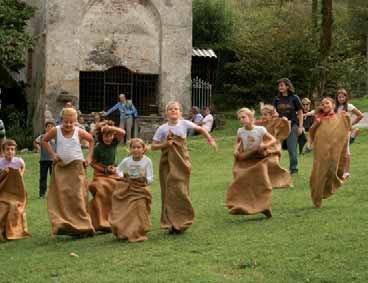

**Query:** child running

left=335, top=89, right=364, bottom=179
left=309, top=97, right=350, bottom=208
left=34, top=120, right=56, bottom=199
left=256, top=104, right=292, bottom=188
left=0, top=139, right=31, bottom=240
left=88, top=121, right=125, bottom=232
left=227, top=108, right=277, bottom=218
left=43, top=107, right=95, bottom=237
left=151, top=101, right=218, bottom=234
left=110, top=138, right=153, bottom=242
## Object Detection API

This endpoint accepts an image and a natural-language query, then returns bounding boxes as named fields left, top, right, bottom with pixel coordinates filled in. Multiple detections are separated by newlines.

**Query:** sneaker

left=290, top=170, right=298, bottom=175
left=343, top=172, right=350, bottom=180
left=262, top=209, right=272, bottom=218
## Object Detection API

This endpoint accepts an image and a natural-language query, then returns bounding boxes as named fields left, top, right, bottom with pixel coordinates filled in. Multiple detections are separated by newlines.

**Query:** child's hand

left=84, top=157, right=91, bottom=167
left=52, top=154, right=60, bottom=163
left=166, top=139, right=173, bottom=148
left=107, top=165, right=117, bottom=174
left=208, top=137, right=218, bottom=152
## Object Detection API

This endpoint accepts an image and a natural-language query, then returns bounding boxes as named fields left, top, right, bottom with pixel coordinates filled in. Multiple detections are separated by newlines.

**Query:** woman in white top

left=43, top=107, right=95, bottom=237
left=336, top=89, right=364, bottom=179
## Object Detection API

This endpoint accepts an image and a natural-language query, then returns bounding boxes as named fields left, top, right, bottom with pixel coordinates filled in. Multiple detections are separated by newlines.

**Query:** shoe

left=290, top=170, right=298, bottom=175
left=343, top=172, right=350, bottom=180
left=349, top=137, right=355, bottom=145
left=262, top=209, right=272, bottom=218
left=303, top=147, right=312, bottom=154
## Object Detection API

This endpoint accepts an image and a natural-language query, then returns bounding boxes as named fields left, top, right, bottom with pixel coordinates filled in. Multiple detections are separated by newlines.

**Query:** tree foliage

left=193, top=0, right=236, bottom=48
left=0, top=0, right=34, bottom=72
left=192, top=0, right=367, bottom=109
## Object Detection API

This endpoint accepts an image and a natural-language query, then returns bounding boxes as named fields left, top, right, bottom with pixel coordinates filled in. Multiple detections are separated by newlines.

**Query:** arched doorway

left=79, top=66, right=159, bottom=115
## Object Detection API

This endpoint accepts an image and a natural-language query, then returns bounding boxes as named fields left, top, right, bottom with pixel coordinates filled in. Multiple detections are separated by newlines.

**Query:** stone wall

left=29, top=0, right=192, bottom=135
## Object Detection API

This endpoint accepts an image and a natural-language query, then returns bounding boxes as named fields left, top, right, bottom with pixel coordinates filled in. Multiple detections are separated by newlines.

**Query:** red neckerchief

left=317, top=112, right=336, bottom=121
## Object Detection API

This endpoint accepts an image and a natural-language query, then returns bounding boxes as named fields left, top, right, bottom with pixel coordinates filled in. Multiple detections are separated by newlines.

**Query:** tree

left=348, top=0, right=368, bottom=95
left=0, top=0, right=34, bottom=72
left=192, top=0, right=236, bottom=48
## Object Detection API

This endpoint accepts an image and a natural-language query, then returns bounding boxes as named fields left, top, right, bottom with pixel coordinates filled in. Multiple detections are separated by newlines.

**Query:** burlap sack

left=227, top=151, right=273, bottom=217
left=309, top=114, right=351, bottom=208
left=0, top=168, right=31, bottom=241
left=256, top=118, right=292, bottom=188
left=88, top=171, right=119, bottom=232
left=47, top=160, right=95, bottom=236
left=110, top=177, right=152, bottom=242
left=159, top=135, right=195, bottom=232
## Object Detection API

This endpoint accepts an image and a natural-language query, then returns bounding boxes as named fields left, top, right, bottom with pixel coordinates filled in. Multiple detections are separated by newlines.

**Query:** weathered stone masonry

left=27, top=0, right=192, bottom=134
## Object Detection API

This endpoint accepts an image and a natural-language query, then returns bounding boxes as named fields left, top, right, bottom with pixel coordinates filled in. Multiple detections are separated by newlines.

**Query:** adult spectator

left=103, top=94, right=137, bottom=143
left=273, top=78, right=303, bottom=174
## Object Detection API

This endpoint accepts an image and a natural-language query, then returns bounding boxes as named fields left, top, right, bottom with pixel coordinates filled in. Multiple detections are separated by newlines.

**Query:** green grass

left=350, top=96, right=368, bottom=112
left=1, top=120, right=368, bottom=283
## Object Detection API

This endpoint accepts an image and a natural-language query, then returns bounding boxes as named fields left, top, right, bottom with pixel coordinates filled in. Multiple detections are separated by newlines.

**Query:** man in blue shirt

left=103, top=94, right=137, bottom=144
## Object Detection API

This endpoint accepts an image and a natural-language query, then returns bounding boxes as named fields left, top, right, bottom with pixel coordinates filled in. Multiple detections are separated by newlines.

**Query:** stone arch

left=77, top=0, right=161, bottom=74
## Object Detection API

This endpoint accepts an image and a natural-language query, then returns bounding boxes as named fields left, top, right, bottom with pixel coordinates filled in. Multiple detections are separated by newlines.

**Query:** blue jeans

left=39, top=161, right=53, bottom=197
left=287, top=124, right=299, bottom=172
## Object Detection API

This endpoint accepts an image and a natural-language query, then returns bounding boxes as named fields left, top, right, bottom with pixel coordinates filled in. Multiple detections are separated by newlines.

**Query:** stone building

left=27, top=0, right=192, bottom=133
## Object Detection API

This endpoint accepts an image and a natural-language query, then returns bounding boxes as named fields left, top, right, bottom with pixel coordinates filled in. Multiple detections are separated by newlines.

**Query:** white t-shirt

left=237, top=126, right=267, bottom=151
left=337, top=103, right=356, bottom=114
left=194, top=113, right=204, bottom=123
left=202, top=114, right=214, bottom=132
left=117, top=155, right=153, bottom=185
left=152, top=119, right=196, bottom=142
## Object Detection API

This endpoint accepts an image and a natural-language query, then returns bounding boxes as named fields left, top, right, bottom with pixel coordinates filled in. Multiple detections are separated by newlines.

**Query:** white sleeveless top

left=56, top=126, right=84, bottom=164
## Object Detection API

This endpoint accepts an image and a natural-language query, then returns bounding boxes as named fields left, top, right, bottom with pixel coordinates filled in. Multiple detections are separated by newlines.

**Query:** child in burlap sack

left=151, top=101, right=218, bottom=234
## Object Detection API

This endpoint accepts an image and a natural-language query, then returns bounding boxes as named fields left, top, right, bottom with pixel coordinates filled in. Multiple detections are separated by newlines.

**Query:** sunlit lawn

left=0, top=118, right=367, bottom=283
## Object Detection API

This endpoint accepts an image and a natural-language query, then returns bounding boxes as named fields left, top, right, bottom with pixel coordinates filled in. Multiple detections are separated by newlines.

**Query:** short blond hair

left=302, top=98, right=311, bottom=104
left=237, top=107, right=255, bottom=118
left=61, top=107, right=78, bottom=119
left=261, top=104, right=276, bottom=115
left=128, top=138, right=149, bottom=154
left=165, top=101, right=182, bottom=118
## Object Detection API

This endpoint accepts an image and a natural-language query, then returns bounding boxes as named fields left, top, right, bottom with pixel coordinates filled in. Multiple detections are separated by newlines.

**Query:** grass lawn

left=351, top=96, right=368, bottom=112
left=1, top=118, right=367, bottom=283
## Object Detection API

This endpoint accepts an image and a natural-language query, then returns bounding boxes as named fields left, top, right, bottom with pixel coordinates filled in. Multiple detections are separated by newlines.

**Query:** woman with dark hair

left=273, top=78, right=303, bottom=174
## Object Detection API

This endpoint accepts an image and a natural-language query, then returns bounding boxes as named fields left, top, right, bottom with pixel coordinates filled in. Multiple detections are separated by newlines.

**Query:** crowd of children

left=0, top=83, right=364, bottom=242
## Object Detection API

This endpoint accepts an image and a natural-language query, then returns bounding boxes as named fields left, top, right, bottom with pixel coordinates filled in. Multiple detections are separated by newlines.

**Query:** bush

left=1, top=109, right=34, bottom=150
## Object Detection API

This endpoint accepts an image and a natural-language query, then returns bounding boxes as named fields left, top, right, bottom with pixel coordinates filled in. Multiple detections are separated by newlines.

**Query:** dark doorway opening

left=79, top=66, right=159, bottom=116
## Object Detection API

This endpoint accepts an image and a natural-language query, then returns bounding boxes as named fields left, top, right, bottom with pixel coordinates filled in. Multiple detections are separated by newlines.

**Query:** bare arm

left=260, top=132, right=276, bottom=150
left=42, top=128, right=59, bottom=162
left=151, top=140, right=170, bottom=151
left=193, top=125, right=218, bottom=151
left=351, top=107, right=364, bottom=126
left=19, top=160, right=26, bottom=176
left=297, top=109, right=304, bottom=135
left=79, top=129, right=95, bottom=165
